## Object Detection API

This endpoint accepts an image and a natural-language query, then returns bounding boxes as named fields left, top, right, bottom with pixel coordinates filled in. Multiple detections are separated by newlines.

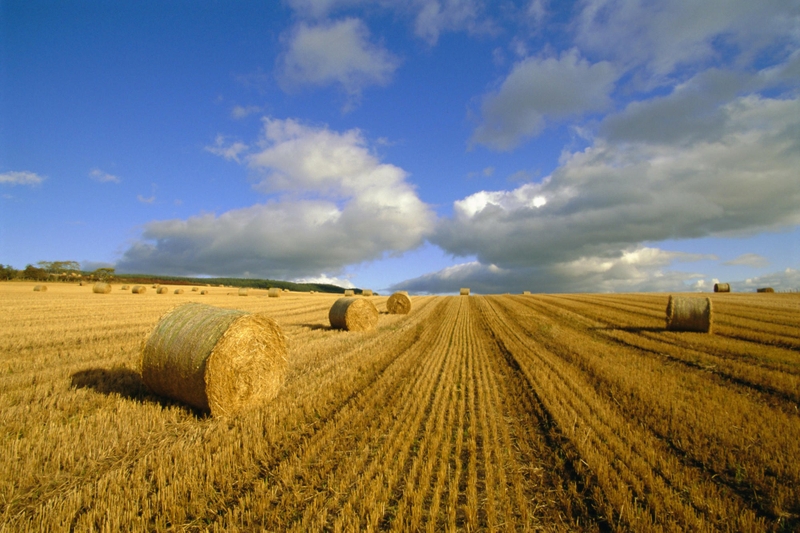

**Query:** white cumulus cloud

left=0, top=171, right=45, bottom=186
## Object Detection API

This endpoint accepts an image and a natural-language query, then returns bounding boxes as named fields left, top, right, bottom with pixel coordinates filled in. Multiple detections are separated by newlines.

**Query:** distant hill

left=112, top=273, right=353, bottom=294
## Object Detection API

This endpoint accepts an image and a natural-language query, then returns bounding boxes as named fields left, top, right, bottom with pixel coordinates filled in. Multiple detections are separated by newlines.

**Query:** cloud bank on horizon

left=3, top=0, right=799, bottom=293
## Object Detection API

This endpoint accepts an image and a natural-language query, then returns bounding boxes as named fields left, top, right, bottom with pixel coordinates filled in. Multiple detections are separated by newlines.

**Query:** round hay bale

left=140, top=302, right=287, bottom=417
left=174, top=288, right=184, bottom=294
left=523, top=291, right=531, bottom=295
left=757, top=287, right=775, bottom=293
left=93, top=282, right=112, bottom=294
left=132, top=285, right=147, bottom=294
left=460, top=288, right=470, bottom=296
left=329, top=297, right=379, bottom=331
left=33, top=285, right=47, bottom=292
left=714, top=283, right=730, bottom=293
left=665, top=296, right=712, bottom=333
left=238, top=288, right=249, bottom=296
left=191, top=287, right=199, bottom=292
left=362, top=289, right=373, bottom=297
left=386, top=292, right=412, bottom=315
left=121, top=285, right=130, bottom=290
left=268, top=288, right=281, bottom=298
left=344, top=289, right=355, bottom=297
left=200, top=290, right=208, bottom=295
left=157, top=287, right=169, bottom=294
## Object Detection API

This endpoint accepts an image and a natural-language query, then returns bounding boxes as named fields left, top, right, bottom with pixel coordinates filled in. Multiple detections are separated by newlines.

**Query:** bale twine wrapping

left=387, top=292, right=412, bottom=315
left=665, top=296, right=713, bottom=333
left=157, top=287, right=169, bottom=294
left=362, top=289, right=373, bottom=297
left=757, top=287, right=775, bottom=293
left=33, top=285, right=47, bottom=292
left=714, top=283, right=731, bottom=293
left=344, top=289, right=355, bottom=297
left=268, top=288, right=281, bottom=298
left=140, top=302, right=287, bottom=416
left=132, top=285, right=147, bottom=294
left=238, top=288, right=249, bottom=296
left=460, top=288, right=470, bottom=296
left=329, top=297, right=379, bottom=331
left=93, top=282, right=112, bottom=294
left=174, top=288, right=184, bottom=294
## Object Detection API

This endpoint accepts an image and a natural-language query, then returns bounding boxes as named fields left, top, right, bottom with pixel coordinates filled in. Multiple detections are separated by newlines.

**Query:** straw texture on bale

left=344, top=289, right=355, bottom=297
left=33, top=285, right=47, bottom=292
left=460, top=288, right=470, bottom=296
left=714, top=283, right=731, bottom=293
left=665, top=296, right=713, bottom=333
left=362, top=289, right=373, bottom=297
left=132, top=285, right=147, bottom=294
left=157, top=287, right=169, bottom=294
left=757, top=287, right=775, bottom=293
left=140, top=302, right=287, bottom=417
left=329, top=297, right=379, bottom=331
left=238, top=288, right=249, bottom=296
left=387, top=291, right=412, bottom=315
left=268, top=288, right=281, bottom=298
left=93, top=282, right=112, bottom=294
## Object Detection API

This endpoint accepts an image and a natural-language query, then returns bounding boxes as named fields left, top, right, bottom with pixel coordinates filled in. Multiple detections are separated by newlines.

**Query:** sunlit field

left=1, top=282, right=798, bottom=531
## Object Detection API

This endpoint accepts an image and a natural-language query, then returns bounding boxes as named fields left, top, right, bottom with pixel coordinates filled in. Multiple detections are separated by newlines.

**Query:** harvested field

left=0, top=282, right=798, bottom=531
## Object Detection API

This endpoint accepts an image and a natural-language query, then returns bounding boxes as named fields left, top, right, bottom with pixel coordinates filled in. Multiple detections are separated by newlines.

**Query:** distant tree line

left=0, top=261, right=115, bottom=282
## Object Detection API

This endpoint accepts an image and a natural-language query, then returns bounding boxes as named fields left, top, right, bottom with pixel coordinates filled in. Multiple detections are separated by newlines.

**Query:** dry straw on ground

left=93, top=282, right=112, bottom=294
left=238, top=288, right=248, bottom=296
left=665, top=296, right=713, bottom=333
left=329, top=297, right=379, bottom=331
left=140, top=302, right=287, bottom=417
left=268, top=288, right=281, bottom=298
left=757, top=287, right=775, bottom=293
left=714, top=283, right=731, bottom=293
left=386, top=292, right=412, bottom=315
left=33, top=285, right=47, bottom=292
left=132, top=286, right=147, bottom=294
left=157, top=287, right=169, bottom=294
left=460, top=288, right=470, bottom=296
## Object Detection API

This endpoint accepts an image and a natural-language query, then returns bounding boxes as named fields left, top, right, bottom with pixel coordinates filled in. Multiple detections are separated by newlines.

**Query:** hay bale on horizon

left=329, top=297, right=379, bottom=331
left=714, top=283, right=731, bottom=293
left=93, top=282, right=112, bottom=294
left=666, top=295, right=712, bottom=333
left=460, top=288, right=470, bottom=296
left=757, top=287, right=775, bottom=293
left=132, top=285, right=147, bottom=294
left=157, top=287, right=169, bottom=294
left=362, top=289, right=373, bottom=297
left=523, top=291, right=531, bottom=295
left=344, top=289, right=355, bottom=297
left=140, top=302, right=287, bottom=417
left=268, top=288, right=281, bottom=298
left=33, top=285, right=47, bottom=292
left=387, top=292, right=412, bottom=315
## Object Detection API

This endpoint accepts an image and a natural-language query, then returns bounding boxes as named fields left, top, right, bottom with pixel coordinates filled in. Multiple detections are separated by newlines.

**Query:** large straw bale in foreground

left=387, top=292, right=412, bottom=315
left=665, top=296, right=712, bottom=333
left=268, top=288, right=281, bottom=298
left=132, top=285, right=147, bottom=294
left=93, top=282, right=112, bottom=294
left=714, top=283, right=730, bottom=293
left=329, top=297, right=379, bottom=331
left=140, top=303, right=287, bottom=416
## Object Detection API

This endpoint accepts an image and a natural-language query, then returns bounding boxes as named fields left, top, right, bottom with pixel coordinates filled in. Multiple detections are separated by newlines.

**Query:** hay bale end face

left=132, top=285, right=147, bottom=294
left=666, top=296, right=713, bottom=333
left=33, top=285, right=47, bottom=292
left=757, top=287, right=775, bottom=293
left=460, top=288, right=470, bottom=296
left=268, top=288, right=281, bottom=298
left=329, top=297, right=379, bottom=331
left=93, top=282, right=112, bottom=294
left=387, top=291, right=412, bottom=315
left=238, top=288, right=249, bottom=296
left=714, top=283, right=731, bottom=293
left=140, top=302, right=287, bottom=417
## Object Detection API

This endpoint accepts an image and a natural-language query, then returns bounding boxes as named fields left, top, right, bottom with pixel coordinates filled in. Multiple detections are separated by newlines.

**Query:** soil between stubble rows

left=0, top=283, right=798, bottom=531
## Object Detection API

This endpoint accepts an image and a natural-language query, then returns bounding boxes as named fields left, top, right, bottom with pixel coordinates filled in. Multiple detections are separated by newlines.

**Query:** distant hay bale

left=362, top=289, right=373, bottom=297
left=191, top=287, right=199, bottom=292
left=200, top=290, right=208, bottom=295
left=665, top=296, right=713, bottom=333
left=157, top=287, right=169, bottom=294
left=387, top=292, right=412, bottom=315
left=93, top=282, right=112, bottom=294
left=121, top=285, right=130, bottom=290
left=523, top=291, right=531, bottom=295
left=152, top=285, right=158, bottom=289
left=714, top=283, right=731, bottom=293
left=238, top=288, right=249, bottom=296
left=268, top=288, right=281, bottom=298
left=329, top=297, right=379, bottom=331
left=460, top=288, right=470, bottom=296
left=283, top=288, right=290, bottom=292
left=33, top=285, right=47, bottom=292
left=132, top=285, right=147, bottom=294
left=344, top=289, right=355, bottom=297
left=174, top=288, right=184, bottom=294
left=757, top=287, right=775, bottom=293
left=140, top=303, right=287, bottom=417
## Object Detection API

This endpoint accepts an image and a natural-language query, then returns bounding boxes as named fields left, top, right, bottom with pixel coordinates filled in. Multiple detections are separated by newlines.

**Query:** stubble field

left=1, top=282, right=798, bottom=531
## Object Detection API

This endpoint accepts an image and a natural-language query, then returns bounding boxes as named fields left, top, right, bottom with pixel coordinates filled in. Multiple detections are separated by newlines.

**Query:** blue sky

left=1, top=0, right=799, bottom=294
